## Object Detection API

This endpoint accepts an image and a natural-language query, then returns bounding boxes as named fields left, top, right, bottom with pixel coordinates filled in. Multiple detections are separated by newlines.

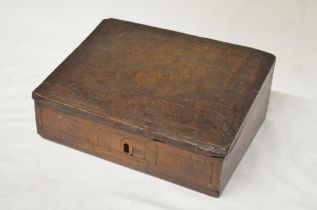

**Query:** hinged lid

left=33, top=19, right=275, bottom=158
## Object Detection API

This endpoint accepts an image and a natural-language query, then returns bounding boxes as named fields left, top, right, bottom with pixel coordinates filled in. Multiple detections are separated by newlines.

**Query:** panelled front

left=35, top=102, right=219, bottom=194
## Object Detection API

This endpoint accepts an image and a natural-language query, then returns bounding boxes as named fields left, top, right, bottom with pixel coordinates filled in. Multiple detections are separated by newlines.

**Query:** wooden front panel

left=153, top=143, right=213, bottom=189
left=35, top=102, right=221, bottom=196
left=40, top=107, right=91, bottom=142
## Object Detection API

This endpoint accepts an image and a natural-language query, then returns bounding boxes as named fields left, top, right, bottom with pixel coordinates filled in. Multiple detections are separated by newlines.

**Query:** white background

left=0, top=0, right=317, bottom=209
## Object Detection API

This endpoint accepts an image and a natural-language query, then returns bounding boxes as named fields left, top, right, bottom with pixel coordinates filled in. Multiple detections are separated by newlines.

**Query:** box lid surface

left=33, top=19, right=275, bottom=157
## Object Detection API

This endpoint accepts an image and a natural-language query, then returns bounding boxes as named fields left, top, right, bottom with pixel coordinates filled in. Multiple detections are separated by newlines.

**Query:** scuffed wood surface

left=33, top=19, right=275, bottom=157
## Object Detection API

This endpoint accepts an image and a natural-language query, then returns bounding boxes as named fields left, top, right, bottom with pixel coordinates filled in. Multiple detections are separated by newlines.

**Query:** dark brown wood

left=32, top=18, right=275, bottom=197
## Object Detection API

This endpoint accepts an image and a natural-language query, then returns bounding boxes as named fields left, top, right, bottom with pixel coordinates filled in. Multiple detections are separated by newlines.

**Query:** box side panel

left=220, top=66, right=274, bottom=192
left=34, top=101, right=223, bottom=197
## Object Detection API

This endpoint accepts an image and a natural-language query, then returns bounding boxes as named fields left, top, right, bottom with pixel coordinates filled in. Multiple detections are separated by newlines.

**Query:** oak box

left=32, top=19, right=275, bottom=197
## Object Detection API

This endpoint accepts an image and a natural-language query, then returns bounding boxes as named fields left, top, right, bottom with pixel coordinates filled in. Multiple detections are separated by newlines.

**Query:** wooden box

left=32, top=19, right=275, bottom=197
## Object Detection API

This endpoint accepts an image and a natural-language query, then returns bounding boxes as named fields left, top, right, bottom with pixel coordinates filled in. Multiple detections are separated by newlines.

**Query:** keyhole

left=123, top=143, right=130, bottom=154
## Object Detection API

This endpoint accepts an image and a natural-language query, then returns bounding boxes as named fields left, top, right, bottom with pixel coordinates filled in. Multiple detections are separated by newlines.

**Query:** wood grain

left=32, top=19, right=275, bottom=197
